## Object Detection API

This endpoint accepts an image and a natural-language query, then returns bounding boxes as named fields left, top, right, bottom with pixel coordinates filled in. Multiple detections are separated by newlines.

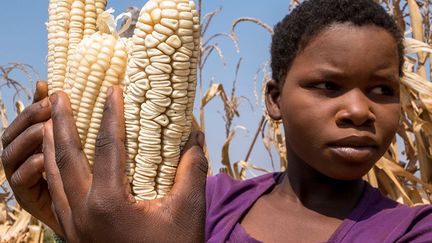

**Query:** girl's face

left=266, top=23, right=401, bottom=180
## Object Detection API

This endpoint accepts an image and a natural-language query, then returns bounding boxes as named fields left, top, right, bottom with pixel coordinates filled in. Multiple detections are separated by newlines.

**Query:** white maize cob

left=47, top=0, right=106, bottom=95
left=73, top=34, right=128, bottom=165
left=48, top=0, right=73, bottom=95
left=48, top=3, right=128, bottom=165
left=47, top=0, right=59, bottom=92
left=124, top=0, right=200, bottom=200
left=95, top=0, right=107, bottom=16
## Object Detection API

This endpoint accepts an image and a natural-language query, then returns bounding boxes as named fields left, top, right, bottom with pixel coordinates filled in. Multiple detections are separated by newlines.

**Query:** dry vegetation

left=0, top=0, right=431, bottom=241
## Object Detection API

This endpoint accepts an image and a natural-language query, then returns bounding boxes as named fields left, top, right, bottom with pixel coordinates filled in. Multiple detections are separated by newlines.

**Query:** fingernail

left=107, top=87, right=114, bottom=97
left=49, top=93, right=58, bottom=105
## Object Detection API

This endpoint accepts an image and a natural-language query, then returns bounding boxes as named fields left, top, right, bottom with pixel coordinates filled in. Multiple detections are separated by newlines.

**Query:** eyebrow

left=369, top=71, right=400, bottom=84
left=305, top=66, right=346, bottom=78
left=306, top=66, right=399, bottom=84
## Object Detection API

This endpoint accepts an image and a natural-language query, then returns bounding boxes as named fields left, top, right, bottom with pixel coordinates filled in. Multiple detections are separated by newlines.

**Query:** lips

left=327, top=136, right=378, bottom=162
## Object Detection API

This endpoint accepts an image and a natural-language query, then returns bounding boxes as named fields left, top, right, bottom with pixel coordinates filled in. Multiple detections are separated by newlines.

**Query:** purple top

left=205, top=172, right=432, bottom=242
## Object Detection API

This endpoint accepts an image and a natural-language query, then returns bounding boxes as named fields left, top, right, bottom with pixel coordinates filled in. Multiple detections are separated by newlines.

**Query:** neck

left=274, top=149, right=365, bottom=219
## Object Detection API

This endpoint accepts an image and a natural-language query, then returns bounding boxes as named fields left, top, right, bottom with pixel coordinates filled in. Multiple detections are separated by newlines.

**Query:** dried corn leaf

left=376, top=158, right=414, bottom=205
left=407, top=0, right=427, bottom=78
left=201, top=83, right=226, bottom=108
left=364, top=167, right=379, bottom=188
left=222, top=126, right=247, bottom=179
left=1, top=210, right=31, bottom=242
left=404, top=38, right=432, bottom=54
left=222, top=129, right=236, bottom=178
left=234, top=160, right=272, bottom=181
left=15, top=100, right=25, bottom=116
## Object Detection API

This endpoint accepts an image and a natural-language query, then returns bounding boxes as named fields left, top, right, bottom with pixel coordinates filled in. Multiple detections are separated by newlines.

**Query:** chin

left=321, top=160, right=376, bottom=181
left=316, top=147, right=383, bottom=180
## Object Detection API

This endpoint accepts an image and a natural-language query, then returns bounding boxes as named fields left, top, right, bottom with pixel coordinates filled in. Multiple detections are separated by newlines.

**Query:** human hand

left=44, top=86, right=208, bottom=242
left=1, top=81, right=63, bottom=235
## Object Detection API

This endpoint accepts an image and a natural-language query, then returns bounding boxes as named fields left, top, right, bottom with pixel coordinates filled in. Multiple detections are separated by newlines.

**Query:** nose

left=335, top=89, right=376, bottom=127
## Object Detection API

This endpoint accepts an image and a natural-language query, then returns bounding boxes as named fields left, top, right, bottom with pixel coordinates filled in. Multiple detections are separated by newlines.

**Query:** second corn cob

left=124, top=0, right=200, bottom=200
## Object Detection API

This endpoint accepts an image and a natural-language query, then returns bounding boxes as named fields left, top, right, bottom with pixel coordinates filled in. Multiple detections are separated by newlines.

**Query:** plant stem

left=244, top=115, right=265, bottom=162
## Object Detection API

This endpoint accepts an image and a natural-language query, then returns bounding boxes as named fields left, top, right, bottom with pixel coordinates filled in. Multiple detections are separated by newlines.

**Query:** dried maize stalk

left=124, top=0, right=200, bottom=200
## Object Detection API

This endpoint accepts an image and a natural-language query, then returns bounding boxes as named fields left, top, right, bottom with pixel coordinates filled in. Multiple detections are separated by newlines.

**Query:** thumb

left=170, top=131, right=208, bottom=198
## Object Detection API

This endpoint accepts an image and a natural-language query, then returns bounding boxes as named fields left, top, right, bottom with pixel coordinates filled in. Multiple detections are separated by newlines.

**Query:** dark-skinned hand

left=43, top=86, right=208, bottom=243
left=1, top=81, right=63, bottom=235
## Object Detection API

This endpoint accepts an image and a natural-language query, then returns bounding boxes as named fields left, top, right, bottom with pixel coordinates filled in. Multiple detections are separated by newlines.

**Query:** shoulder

left=366, top=184, right=432, bottom=225
left=342, top=183, right=432, bottom=242
left=385, top=203, right=432, bottom=242
left=205, top=172, right=280, bottom=214
left=205, top=172, right=281, bottom=242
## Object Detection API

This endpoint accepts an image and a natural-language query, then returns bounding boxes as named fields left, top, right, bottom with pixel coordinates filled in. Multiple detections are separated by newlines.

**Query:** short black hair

left=271, top=0, right=404, bottom=85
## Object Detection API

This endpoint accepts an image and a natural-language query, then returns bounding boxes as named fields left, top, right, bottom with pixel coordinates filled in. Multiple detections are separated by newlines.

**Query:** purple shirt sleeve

left=205, top=172, right=432, bottom=243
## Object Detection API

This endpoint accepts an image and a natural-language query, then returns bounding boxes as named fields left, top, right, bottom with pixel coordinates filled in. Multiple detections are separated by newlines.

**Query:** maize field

left=0, top=0, right=431, bottom=242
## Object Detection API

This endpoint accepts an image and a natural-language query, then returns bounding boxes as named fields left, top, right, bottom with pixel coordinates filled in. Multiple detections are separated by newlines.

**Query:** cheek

left=376, top=103, right=400, bottom=146
left=281, top=94, right=330, bottom=155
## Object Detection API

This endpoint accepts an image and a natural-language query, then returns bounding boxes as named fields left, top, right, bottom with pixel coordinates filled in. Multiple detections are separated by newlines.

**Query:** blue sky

left=0, top=1, right=289, bottom=175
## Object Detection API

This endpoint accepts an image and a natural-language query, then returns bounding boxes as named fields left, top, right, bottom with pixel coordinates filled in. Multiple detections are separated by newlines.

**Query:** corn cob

left=124, top=0, right=200, bottom=200
left=47, top=0, right=58, bottom=92
left=48, top=2, right=128, bottom=165
left=48, top=0, right=73, bottom=95
left=95, top=0, right=107, bottom=16
left=74, top=34, right=128, bottom=165
left=47, top=0, right=106, bottom=95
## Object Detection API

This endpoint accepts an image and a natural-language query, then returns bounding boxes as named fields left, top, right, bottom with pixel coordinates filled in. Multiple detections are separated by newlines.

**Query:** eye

left=370, top=85, right=395, bottom=96
left=312, top=81, right=340, bottom=91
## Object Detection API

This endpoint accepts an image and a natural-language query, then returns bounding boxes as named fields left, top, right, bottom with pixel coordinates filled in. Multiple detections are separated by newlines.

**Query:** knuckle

left=190, top=151, right=209, bottom=174
left=28, top=123, right=44, bottom=137
left=10, top=170, right=24, bottom=188
left=95, top=133, right=114, bottom=151
left=184, top=190, right=205, bottom=211
left=54, top=143, right=74, bottom=171
left=20, top=106, right=36, bottom=126
left=197, top=155, right=209, bottom=174
left=87, top=195, right=115, bottom=218
left=1, top=131, right=11, bottom=148
left=10, top=154, right=43, bottom=189
left=1, top=102, right=46, bottom=148
left=1, top=148, right=12, bottom=169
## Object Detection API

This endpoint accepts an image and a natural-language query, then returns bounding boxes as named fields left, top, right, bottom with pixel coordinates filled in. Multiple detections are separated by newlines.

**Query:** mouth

left=328, top=145, right=377, bottom=161
left=327, top=136, right=378, bottom=162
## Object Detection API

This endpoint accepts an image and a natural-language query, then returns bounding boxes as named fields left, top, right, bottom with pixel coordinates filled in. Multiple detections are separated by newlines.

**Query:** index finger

left=2, top=81, right=50, bottom=148
left=49, top=92, right=91, bottom=208
left=92, top=86, right=128, bottom=196
left=43, top=120, right=78, bottom=241
left=1, top=97, right=51, bottom=148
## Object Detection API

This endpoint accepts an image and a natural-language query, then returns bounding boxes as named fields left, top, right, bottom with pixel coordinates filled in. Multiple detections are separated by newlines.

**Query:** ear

left=265, top=79, right=282, bottom=120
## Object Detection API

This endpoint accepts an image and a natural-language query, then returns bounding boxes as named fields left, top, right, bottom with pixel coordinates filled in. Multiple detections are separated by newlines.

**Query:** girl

left=2, top=0, right=431, bottom=242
